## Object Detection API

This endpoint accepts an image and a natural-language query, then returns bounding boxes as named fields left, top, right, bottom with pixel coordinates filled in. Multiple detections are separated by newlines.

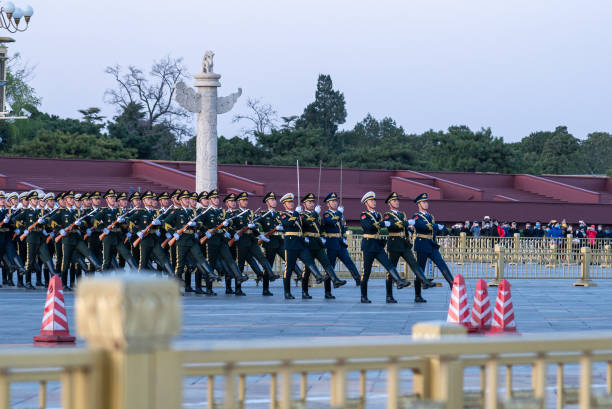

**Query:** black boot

left=284, top=277, right=294, bottom=299
left=440, top=265, right=454, bottom=288
left=184, top=269, right=193, bottom=292
left=7, top=270, right=15, bottom=287
left=262, top=277, right=273, bottom=296
left=24, top=272, right=35, bottom=290
left=388, top=266, right=411, bottom=289
left=194, top=285, right=205, bottom=295
left=415, top=295, right=427, bottom=303
left=385, top=280, right=396, bottom=303
left=198, top=259, right=220, bottom=281
left=324, top=265, right=347, bottom=288
left=13, top=255, right=25, bottom=274
left=261, top=259, right=280, bottom=282
left=348, top=265, right=361, bottom=286
left=293, top=264, right=303, bottom=282
left=86, top=253, right=102, bottom=271
left=325, top=291, right=336, bottom=300
left=247, top=254, right=264, bottom=285
left=225, top=277, right=234, bottom=294
left=386, top=296, right=397, bottom=303
left=234, top=283, right=246, bottom=296
left=360, top=282, right=371, bottom=303
left=162, top=261, right=174, bottom=277
left=126, top=257, right=139, bottom=271
left=61, top=271, right=72, bottom=291
left=305, top=263, right=324, bottom=284
left=17, top=273, right=25, bottom=288
left=302, top=290, right=312, bottom=299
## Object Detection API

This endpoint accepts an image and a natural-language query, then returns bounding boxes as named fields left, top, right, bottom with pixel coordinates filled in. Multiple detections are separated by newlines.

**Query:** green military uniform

left=94, top=189, right=138, bottom=271
left=299, top=193, right=346, bottom=299
left=259, top=192, right=304, bottom=290
left=222, top=194, right=241, bottom=294
left=231, top=192, right=279, bottom=296
left=383, top=192, right=435, bottom=303
left=128, top=191, right=174, bottom=275
left=160, top=190, right=214, bottom=294
left=51, top=191, right=101, bottom=290
left=84, top=192, right=103, bottom=274
left=13, top=191, right=57, bottom=289
left=200, top=190, right=245, bottom=296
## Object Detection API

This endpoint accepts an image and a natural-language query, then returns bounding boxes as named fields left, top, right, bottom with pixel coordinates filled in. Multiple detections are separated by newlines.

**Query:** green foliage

left=4, top=53, right=41, bottom=116
left=515, top=126, right=581, bottom=174
left=8, top=129, right=135, bottom=159
left=218, top=136, right=263, bottom=165
left=579, top=132, right=612, bottom=175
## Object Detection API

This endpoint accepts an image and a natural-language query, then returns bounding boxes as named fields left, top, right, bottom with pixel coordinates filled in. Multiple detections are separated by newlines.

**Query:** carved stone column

left=75, top=276, right=181, bottom=409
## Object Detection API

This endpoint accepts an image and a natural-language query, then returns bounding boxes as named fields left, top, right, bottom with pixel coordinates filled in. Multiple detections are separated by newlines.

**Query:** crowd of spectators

left=444, top=217, right=612, bottom=240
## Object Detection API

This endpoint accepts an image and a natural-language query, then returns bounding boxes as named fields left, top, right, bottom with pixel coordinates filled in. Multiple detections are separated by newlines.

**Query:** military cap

left=189, top=192, right=198, bottom=200
left=324, top=192, right=339, bottom=203
left=207, top=189, right=219, bottom=199
left=236, top=192, right=249, bottom=201
left=81, top=192, right=90, bottom=200
left=103, top=189, right=117, bottom=198
left=170, top=189, right=182, bottom=199
left=361, top=191, right=376, bottom=204
left=197, top=191, right=209, bottom=201
left=62, top=190, right=75, bottom=199
left=0, top=191, right=5, bottom=199
left=18, top=192, right=27, bottom=200
left=414, top=193, right=429, bottom=204
left=178, top=190, right=191, bottom=200
left=223, top=193, right=236, bottom=202
left=90, top=191, right=102, bottom=199
left=117, top=192, right=128, bottom=201
left=385, top=192, right=400, bottom=204
left=75, top=193, right=83, bottom=201
left=7, top=192, right=17, bottom=200
left=280, top=193, right=294, bottom=203
left=26, top=190, right=39, bottom=200
left=55, top=192, right=64, bottom=200
left=141, top=191, right=156, bottom=200
left=129, top=191, right=141, bottom=201
left=157, top=192, right=170, bottom=200
left=301, top=193, right=315, bottom=202
left=263, top=192, right=276, bottom=203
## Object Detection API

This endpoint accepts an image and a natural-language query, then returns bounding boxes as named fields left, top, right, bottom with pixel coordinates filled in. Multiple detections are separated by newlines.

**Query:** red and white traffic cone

left=490, top=279, right=517, bottom=333
left=447, top=274, right=470, bottom=328
left=33, top=275, right=76, bottom=344
left=469, top=279, right=492, bottom=333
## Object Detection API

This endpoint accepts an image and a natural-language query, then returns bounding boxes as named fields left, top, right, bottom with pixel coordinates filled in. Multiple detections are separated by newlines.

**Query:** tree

left=579, top=132, right=612, bottom=175
left=78, top=107, right=105, bottom=124
left=9, top=129, right=135, bottom=159
left=218, top=136, right=264, bottom=164
left=105, top=56, right=191, bottom=139
left=295, top=74, right=346, bottom=142
left=516, top=126, right=581, bottom=174
left=4, top=52, right=41, bottom=116
left=232, top=98, right=277, bottom=139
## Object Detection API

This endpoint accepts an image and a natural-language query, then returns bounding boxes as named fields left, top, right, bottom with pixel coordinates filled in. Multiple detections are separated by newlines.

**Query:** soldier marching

left=0, top=187, right=452, bottom=304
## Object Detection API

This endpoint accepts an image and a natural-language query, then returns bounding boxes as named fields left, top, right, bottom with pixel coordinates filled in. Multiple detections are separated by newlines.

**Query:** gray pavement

left=1, top=277, right=611, bottom=346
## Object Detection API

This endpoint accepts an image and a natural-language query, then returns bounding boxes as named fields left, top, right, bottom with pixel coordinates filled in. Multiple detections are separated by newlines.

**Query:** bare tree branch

left=232, top=98, right=278, bottom=139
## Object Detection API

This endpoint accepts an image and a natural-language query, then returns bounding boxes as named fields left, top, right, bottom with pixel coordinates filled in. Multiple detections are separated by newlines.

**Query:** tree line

left=0, top=55, right=610, bottom=176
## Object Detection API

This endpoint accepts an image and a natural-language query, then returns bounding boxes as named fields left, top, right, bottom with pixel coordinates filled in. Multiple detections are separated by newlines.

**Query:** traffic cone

left=469, top=279, right=492, bottom=333
left=490, top=279, right=517, bottom=333
left=33, top=275, right=76, bottom=344
left=446, top=274, right=470, bottom=328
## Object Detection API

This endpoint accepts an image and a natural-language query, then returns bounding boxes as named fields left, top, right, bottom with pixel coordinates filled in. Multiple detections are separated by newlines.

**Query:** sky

left=9, top=0, right=612, bottom=142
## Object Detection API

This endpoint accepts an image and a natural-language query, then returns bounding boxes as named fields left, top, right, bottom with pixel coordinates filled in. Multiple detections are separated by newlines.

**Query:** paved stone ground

left=2, top=277, right=612, bottom=408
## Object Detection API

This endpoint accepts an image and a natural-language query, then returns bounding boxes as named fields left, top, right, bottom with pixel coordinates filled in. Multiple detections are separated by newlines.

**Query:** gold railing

left=255, top=233, right=612, bottom=283
left=1, top=277, right=612, bottom=409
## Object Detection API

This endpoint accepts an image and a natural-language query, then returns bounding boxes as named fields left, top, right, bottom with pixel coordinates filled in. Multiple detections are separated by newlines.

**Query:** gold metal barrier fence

left=2, top=277, right=612, bottom=409
left=250, top=233, right=612, bottom=283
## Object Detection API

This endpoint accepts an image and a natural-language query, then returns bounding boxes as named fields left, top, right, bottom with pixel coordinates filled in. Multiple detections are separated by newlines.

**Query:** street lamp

left=0, top=1, right=33, bottom=33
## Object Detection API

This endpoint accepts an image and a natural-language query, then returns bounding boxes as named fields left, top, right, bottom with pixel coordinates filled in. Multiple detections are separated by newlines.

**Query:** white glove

left=136, top=231, right=143, bottom=239
left=304, top=237, right=309, bottom=243
left=50, top=232, right=55, bottom=238
left=42, top=229, right=49, bottom=236
left=118, top=217, right=125, bottom=223
left=438, top=224, right=444, bottom=230
left=314, top=205, right=321, bottom=213
left=76, top=230, right=82, bottom=236
left=165, top=233, right=172, bottom=240
left=3, top=217, right=10, bottom=223
left=75, top=220, right=82, bottom=226
left=321, top=237, right=327, bottom=245
left=37, top=217, right=46, bottom=224
left=258, top=234, right=270, bottom=243
left=14, top=228, right=21, bottom=235
left=155, top=230, right=161, bottom=237
left=343, top=238, right=348, bottom=246
left=86, top=229, right=92, bottom=236
left=189, top=221, right=197, bottom=227
left=103, top=228, right=110, bottom=235
left=384, top=221, right=391, bottom=227
left=194, top=233, right=199, bottom=239
left=275, top=225, right=284, bottom=231
left=206, top=231, right=212, bottom=239
left=222, top=220, right=230, bottom=227
left=224, top=232, right=231, bottom=239
left=152, top=219, right=161, bottom=226
left=23, top=229, right=29, bottom=237
left=173, top=233, right=180, bottom=241
left=233, top=233, right=240, bottom=242
left=248, top=223, right=256, bottom=229
left=60, top=229, right=67, bottom=237
left=126, top=232, right=133, bottom=239
left=338, top=206, right=344, bottom=213
left=296, top=206, right=302, bottom=213
left=408, top=219, right=415, bottom=226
